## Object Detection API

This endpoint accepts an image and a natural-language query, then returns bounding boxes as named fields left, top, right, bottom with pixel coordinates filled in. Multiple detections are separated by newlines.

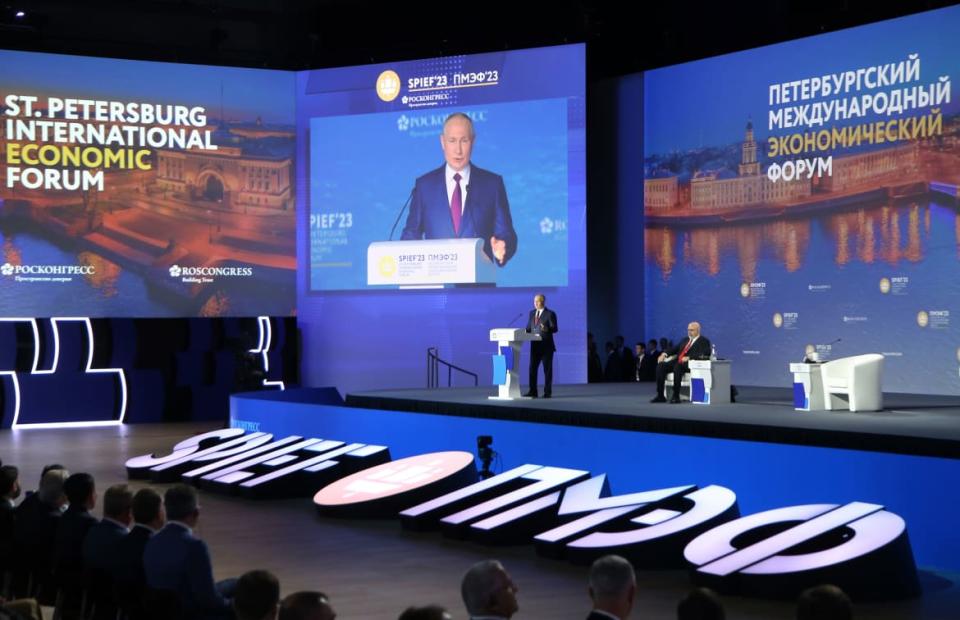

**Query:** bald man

left=652, top=322, right=712, bottom=403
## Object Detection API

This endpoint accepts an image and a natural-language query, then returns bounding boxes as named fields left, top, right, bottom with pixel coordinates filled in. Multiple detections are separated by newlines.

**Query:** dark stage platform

left=346, top=383, right=960, bottom=459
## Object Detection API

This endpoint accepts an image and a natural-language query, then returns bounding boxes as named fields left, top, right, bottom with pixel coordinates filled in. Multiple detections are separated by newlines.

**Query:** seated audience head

left=279, top=591, right=336, bottom=620
left=677, top=587, right=725, bottom=620
left=164, top=484, right=200, bottom=527
left=397, top=605, right=451, bottom=620
left=38, top=467, right=70, bottom=508
left=796, top=584, right=852, bottom=620
left=0, top=465, right=21, bottom=502
left=132, top=487, right=165, bottom=529
left=102, top=483, right=134, bottom=526
left=234, top=569, right=281, bottom=620
left=461, top=559, right=519, bottom=619
left=64, top=472, right=96, bottom=510
left=588, top=554, right=636, bottom=620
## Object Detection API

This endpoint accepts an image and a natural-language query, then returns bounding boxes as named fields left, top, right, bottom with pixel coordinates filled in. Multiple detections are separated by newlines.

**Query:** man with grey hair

left=460, top=559, right=519, bottom=619
left=587, top=555, right=636, bottom=620
left=402, top=112, right=518, bottom=267
left=144, top=484, right=234, bottom=618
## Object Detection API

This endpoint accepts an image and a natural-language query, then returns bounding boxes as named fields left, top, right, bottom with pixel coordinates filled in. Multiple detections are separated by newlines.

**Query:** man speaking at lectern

left=651, top=321, right=711, bottom=404
left=525, top=293, right=558, bottom=398
left=401, top=112, right=518, bottom=266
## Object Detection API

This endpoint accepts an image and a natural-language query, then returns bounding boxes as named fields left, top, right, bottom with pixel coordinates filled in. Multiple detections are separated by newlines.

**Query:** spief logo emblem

left=376, top=70, right=401, bottom=102
left=1, top=263, right=13, bottom=276
left=879, top=277, right=891, bottom=294
left=772, top=312, right=783, bottom=328
left=740, top=282, right=750, bottom=298
left=917, top=310, right=929, bottom=328
left=378, top=255, right=397, bottom=277
left=169, top=265, right=182, bottom=278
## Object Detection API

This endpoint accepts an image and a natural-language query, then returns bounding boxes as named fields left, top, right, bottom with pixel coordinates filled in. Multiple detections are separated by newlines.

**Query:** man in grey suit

left=143, top=484, right=234, bottom=619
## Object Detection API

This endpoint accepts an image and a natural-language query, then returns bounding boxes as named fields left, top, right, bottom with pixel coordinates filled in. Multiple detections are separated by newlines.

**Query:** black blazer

left=53, top=505, right=98, bottom=574
left=526, top=308, right=558, bottom=352
left=115, top=524, right=153, bottom=585
left=668, top=335, right=712, bottom=362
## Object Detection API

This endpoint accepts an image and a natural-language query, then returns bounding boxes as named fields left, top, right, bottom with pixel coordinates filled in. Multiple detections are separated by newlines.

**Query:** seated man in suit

left=651, top=322, right=712, bottom=404
left=13, top=467, right=68, bottom=602
left=114, top=487, right=165, bottom=587
left=234, top=570, right=280, bottom=620
left=460, top=559, right=519, bottom=620
left=0, top=466, right=21, bottom=569
left=53, top=473, right=98, bottom=576
left=401, top=112, right=518, bottom=267
left=143, top=484, right=234, bottom=619
left=278, top=592, right=336, bottom=620
left=82, top=484, right=133, bottom=574
left=586, top=555, right=636, bottom=620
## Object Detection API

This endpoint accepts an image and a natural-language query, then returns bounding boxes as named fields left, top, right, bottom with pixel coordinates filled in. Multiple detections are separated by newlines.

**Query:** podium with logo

left=367, top=238, right=495, bottom=288
left=688, top=360, right=731, bottom=405
left=489, top=328, right=541, bottom=400
left=790, top=362, right=825, bottom=411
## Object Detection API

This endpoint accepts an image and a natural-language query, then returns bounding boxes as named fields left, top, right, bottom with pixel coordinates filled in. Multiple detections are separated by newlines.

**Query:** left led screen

left=0, top=50, right=296, bottom=317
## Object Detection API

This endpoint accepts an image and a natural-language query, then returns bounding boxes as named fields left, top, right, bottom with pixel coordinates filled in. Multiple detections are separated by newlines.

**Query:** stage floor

left=346, top=383, right=960, bottom=459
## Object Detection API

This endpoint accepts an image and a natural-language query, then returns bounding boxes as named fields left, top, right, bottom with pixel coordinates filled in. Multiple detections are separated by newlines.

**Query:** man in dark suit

left=586, top=555, right=636, bottom=620
left=81, top=484, right=133, bottom=574
left=652, top=322, right=712, bottom=403
left=115, top=488, right=165, bottom=587
left=143, top=484, right=234, bottom=619
left=460, top=560, right=519, bottom=620
left=524, top=293, right=558, bottom=398
left=53, top=473, right=98, bottom=576
left=635, top=342, right=656, bottom=382
left=603, top=342, right=621, bottom=383
left=0, top=466, right=21, bottom=573
left=234, top=570, right=280, bottom=620
left=401, top=112, right=518, bottom=267
left=279, top=591, right=336, bottom=620
left=13, top=467, right=68, bottom=602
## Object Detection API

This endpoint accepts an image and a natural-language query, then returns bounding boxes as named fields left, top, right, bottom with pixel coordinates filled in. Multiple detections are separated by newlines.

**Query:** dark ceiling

left=1, top=1, right=957, bottom=78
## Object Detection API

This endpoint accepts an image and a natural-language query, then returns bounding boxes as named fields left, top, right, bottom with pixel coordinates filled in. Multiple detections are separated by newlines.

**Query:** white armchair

left=820, top=354, right=884, bottom=412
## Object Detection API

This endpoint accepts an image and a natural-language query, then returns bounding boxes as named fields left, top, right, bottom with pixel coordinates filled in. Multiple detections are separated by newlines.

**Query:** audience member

left=397, top=605, right=451, bottom=620
left=796, top=584, right=852, bottom=620
left=0, top=466, right=20, bottom=565
left=234, top=570, right=280, bottom=620
left=115, top=487, right=165, bottom=586
left=587, top=555, right=635, bottom=620
left=604, top=342, right=622, bottom=382
left=279, top=591, right=336, bottom=620
left=677, top=587, right=725, bottom=620
left=82, top=483, right=133, bottom=574
left=461, top=560, right=519, bottom=619
left=143, top=484, right=234, bottom=619
left=53, top=472, right=97, bottom=576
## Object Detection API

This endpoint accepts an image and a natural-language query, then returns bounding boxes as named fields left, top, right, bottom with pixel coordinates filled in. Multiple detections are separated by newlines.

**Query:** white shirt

left=446, top=164, right=471, bottom=215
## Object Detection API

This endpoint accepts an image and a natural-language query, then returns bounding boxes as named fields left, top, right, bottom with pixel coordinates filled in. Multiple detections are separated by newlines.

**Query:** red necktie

left=451, top=173, right=463, bottom=235
left=678, top=339, right=693, bottom=361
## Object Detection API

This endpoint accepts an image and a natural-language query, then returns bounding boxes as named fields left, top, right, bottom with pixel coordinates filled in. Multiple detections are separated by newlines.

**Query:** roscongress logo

left=397, top=115, right=410, bottom=131
left=376, top=70, right=401, bottom=102
left=540, top=217, right=554, bottom=234
left=169, top=265, right=253, bottom=282
left=1, top=262, right=94, bottom=281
